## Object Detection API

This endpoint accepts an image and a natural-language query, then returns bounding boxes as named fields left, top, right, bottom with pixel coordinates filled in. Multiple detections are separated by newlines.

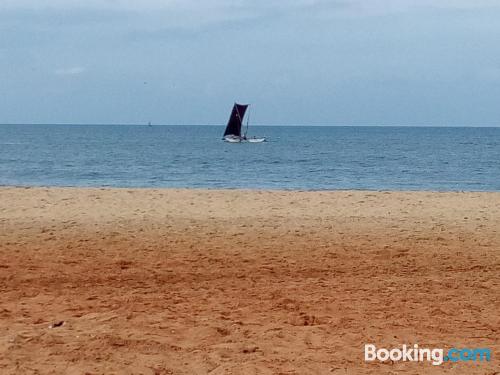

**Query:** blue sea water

left=0, top=124, right=499, bottom=191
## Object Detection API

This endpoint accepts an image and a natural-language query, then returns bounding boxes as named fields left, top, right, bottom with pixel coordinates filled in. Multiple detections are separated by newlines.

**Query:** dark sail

left=223, top=103, right=248, bottom=137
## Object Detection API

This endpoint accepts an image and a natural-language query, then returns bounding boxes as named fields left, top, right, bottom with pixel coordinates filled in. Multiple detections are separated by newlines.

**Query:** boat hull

left=223, top=135, right=266, bottom=143
left=223, top=135, right=243, bottom=143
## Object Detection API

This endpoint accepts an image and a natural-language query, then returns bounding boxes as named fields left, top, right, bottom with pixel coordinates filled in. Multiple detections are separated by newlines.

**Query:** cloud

left=2, top=0, right=499, bottom=33
left=54, top=66, right=86, bottom=76
left=0, top=1, right=333, bottom=33
left=1, top=0, right=498, bottom=12
left=0, top=0, right=318, bottom=11
left=347, top=0, right=500, bottom=15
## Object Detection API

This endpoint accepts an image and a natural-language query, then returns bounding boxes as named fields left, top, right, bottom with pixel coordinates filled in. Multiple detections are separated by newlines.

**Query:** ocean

left=1, top=124, right=499, bottom=191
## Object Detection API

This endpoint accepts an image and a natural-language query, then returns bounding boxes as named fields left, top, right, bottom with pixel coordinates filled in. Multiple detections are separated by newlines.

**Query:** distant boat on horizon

left=222, top=103, right=266, bottom=143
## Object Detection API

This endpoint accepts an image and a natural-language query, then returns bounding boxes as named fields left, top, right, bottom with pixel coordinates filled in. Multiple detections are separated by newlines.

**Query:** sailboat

left=222, top=103, right=266, bottom=143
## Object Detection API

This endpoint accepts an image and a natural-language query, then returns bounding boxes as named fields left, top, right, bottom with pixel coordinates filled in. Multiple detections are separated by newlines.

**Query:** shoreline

left=2, top=185, right=500, bottom=193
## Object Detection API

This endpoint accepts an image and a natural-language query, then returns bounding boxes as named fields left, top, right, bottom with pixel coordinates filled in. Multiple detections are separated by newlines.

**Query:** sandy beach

left=0, top=187, right=498, bottom=374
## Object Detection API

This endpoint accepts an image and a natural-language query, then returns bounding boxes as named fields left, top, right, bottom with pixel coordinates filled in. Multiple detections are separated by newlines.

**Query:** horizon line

left=1, top=123, right=500, bottom=128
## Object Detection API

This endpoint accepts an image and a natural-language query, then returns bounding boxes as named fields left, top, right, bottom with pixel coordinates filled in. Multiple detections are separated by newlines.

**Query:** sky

left=1, top=0, right=500, bottom=126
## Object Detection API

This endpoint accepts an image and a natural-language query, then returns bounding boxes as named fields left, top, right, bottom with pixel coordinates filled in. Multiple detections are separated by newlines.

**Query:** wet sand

left=0, top=187, right=499, bottom=374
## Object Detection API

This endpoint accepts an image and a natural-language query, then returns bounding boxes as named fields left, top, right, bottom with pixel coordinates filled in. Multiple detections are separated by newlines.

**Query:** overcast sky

left=1, top=0, right=500, bottom=125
